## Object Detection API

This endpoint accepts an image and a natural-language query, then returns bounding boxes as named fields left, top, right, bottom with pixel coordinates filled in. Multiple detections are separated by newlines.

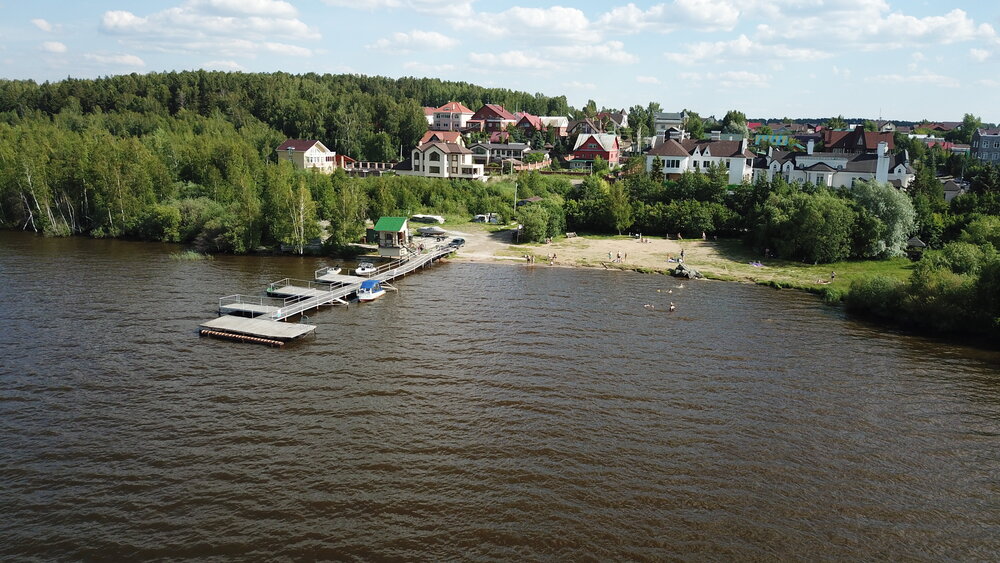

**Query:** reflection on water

left=1, top=231, right=998, bottom=560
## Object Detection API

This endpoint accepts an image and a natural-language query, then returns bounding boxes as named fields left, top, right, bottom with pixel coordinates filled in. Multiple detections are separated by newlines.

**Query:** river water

left=1, top=231, right=998, bottom=560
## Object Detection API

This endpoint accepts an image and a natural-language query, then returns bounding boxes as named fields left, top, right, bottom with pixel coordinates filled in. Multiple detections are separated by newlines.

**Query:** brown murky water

left=1, top=231, right=998, bottom=560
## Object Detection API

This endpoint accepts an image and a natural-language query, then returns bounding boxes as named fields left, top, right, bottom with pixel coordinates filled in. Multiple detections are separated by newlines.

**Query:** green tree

left=517, top=203, right=549, bottom=242
left=826, top=115, right=847, bottom=130
left=849, top=179, right=916, bottom=258
left=720, top=109, right=748, bottom=137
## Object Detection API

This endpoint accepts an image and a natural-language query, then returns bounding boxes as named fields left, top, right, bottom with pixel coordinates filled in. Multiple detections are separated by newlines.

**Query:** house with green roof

left=373, top=216, right=410, bottom=258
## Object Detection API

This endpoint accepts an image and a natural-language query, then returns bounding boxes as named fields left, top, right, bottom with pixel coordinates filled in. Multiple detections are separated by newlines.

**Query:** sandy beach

left=446, top=225, right=688, bottom=270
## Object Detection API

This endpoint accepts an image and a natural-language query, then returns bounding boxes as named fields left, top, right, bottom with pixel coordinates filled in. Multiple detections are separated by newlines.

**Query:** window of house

left=430, top=166, right=440, bottom=173
left=588, top=143, right=597, bottom=148
left=430, top=152, right=440, bottom=161
left=451, top=167, right=458, bottom=173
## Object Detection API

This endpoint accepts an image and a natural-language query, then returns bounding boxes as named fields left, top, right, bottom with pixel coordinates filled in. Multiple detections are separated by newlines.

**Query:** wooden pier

left=199, top=237, right=460, bottom=345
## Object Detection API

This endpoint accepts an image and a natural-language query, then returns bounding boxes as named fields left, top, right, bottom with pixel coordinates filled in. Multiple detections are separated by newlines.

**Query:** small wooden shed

left=374, top=216, right=410, bottom=258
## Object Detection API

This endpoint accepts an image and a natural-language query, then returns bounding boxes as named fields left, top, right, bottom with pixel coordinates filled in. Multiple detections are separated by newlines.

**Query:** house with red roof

left=276, top=139, right=338, bottom=173
left=430, top=101, right=475, bottom=131
left=822, top=125, right=894, bottom=154
left=423, top=107, right=435, bottom=126
left=467, top=103, right=517, bottom=133
left=419, top=130, right=464, bottom=146
left=569, top=133, right=620, bottom=169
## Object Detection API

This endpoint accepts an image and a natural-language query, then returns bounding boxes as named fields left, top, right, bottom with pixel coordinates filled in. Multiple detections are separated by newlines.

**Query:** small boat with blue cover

left=357, top=279, right=386, bottom=302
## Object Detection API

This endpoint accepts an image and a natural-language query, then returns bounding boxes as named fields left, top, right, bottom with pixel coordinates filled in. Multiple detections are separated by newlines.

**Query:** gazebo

left=373, top=216, right=410, bottom=258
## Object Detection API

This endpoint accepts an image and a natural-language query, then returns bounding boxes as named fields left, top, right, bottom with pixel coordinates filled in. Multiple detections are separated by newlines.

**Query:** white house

left=754, top=140, right=914, bottom=188
left=645, top=137, right=754, bottom=184
left=401, top=141, right=485, bottom=180
left=276, top=139, right=338, bottom=173
left=430, top=101, right=475, bottom=131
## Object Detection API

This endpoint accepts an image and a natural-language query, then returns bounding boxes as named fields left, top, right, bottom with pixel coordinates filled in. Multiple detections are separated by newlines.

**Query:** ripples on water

left=1, top=232, right=998, bottom=560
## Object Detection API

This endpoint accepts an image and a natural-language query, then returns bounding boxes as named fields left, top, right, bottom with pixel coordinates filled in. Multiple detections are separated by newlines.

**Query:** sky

left=1, top=0, right=998, bottom=122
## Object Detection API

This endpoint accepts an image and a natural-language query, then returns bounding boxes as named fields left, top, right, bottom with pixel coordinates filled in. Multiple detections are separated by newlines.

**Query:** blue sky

left=2, top=0, right=998, bottom=122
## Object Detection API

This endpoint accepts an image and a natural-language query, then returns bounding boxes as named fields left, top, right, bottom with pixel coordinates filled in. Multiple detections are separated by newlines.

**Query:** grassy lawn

left=691, top=239, right=916, bottom=300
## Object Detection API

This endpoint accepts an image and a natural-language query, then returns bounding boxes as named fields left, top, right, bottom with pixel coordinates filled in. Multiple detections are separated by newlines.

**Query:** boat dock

left=198, top=237, right=461, bottom=345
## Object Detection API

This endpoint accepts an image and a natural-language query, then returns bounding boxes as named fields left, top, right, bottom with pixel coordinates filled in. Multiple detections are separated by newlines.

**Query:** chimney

left=807, top=139, right=814, bottom=155
left=741, top=137, right=748, bottom=152
left=875, top=141, right=889, bottom=183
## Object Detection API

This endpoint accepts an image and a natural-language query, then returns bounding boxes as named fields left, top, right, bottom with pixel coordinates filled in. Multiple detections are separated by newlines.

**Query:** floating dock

left=199, top=238, right=460, bottom=345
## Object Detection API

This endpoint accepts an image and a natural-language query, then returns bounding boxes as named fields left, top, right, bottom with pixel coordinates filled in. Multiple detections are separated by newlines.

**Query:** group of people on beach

left=608, top=251, right=627, bottom=263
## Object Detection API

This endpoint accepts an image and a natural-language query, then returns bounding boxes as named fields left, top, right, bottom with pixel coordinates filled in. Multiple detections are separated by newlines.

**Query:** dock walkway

left=200, top=238, right=460, bottom=344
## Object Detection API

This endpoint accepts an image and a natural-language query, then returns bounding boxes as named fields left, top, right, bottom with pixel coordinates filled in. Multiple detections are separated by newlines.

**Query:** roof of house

left=975, top=128, right=1000, bottom=136
left=373, top=217, right=407, bottom=232
left=654, top=111, right=686, bottom=122
left=803, top=162, right=837, bottom=172
left=681, top=139, right=753, bottom=158
left=647, top=139, right=690, bottom=157
left=761, top=150, right=911, bottom=174
left=573, top=133, right=620, bottom=152
left=277, top=139, right=327, bottom=152
left=423, top=107, right=436, bottom=116
left=416, top=141, right=473, bottom=154
left=471, top=142, right=530, bottom=150
left=516, top=113, right=543, bottom=129
left=419, top=131, right=463, bottom=145
left=489, top=131, right=512, bottom=143
left=539, top=116, right=569, bottom=128
left=473, top=103, right=516, bottom=121
left=568, top=118, right=602, bottom=133
left=435, top=101, right=474, bottom=114
left=823, top=126, right=894, bottom=151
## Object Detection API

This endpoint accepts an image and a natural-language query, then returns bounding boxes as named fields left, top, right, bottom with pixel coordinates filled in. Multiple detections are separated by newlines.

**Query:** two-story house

left=276, top=139, right=338, bottom=173
left=653, top=111, right=689, bottom=137
left=466, top=104, right=517, bottom=133
left=430, top=101, right=475, bottom=131
left=402, top=141, right=485, bottom=180
left=469, top=142, right=531, bottom=166
left=570, top=133, right=620, bottom=169
left=753, top=140, right=914, bottom=188
left=971, top=128, right=1000, bottom=163
left=822, top=125, right=895, bottom=154
left=645, top=137, right=754, bottom=184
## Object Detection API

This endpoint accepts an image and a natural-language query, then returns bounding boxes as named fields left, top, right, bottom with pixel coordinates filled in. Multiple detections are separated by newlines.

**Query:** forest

left=0, top=71, right=997, bottom=338
left=0, top=71, right=572, bottom=253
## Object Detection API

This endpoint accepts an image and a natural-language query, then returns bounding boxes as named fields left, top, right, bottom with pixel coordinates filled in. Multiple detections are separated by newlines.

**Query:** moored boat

left=417, top=226, right=447, bottom=236
left=355, top=261, right=376, bottom=276
left=357, top=279, right=386, bottom=302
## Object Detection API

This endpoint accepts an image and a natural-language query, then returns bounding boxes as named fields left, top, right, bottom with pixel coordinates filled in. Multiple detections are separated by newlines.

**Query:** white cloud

left=321, top=0, right=473, bottom=17
left=595, top=0, right=740, bottom=34
left=403, top=61, right=456, bottom=73
left=546, top=41, right=638, bottom=64
left=468, top=50, right=557, bottom=70
left=970, top=48, right=991, bottom=62
left=263, top=42, right=312, bottom=57
left=636, top=75, right=660, bottom=84
left=462, top=6, right=592, bottom=41
left=202, top=60, right=246, bottom=70
left=31, top=18, right=53, bottom=32
left=564, top=81, right=596, bottom=90
left=679, top=70, right=770, bottom=88
left=100, top=2, right=319, bottom=43
left=41, top=41, right=67, bottom=53
left=368, top=30, right=458, bottom=54
left=865, top=72, right=958, bottom=88
left=84, top=53, right=146, bottom=67
left=664, top=34, right=829, bottom=65
left=832, top=66, right=851, bottom=79
left=190, top=0, right=299, bottom=18
left=756, top=5, right=997, bottom=51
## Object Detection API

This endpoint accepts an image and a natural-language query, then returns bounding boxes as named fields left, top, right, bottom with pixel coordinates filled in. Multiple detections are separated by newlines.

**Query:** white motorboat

left=417, top=226, right=447, bottom=236
left=357, top=279, right=386, bottom=302
left=355, top=261, right=376, bottom=276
